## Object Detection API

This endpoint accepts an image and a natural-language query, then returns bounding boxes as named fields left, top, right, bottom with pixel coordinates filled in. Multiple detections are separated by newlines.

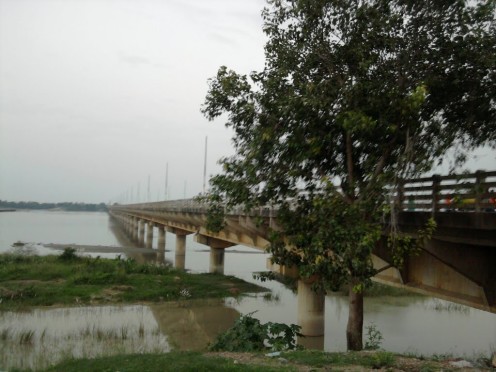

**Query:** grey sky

left=0, top=0, right=494, bottom=203
left=0, top=0, right=266, bottom=203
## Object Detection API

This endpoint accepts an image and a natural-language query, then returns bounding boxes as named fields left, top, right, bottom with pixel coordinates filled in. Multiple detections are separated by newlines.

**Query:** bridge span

left=109, top=170, right=496, bottom=336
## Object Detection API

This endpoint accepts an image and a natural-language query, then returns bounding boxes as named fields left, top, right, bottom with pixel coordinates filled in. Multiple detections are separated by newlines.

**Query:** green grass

left=37, top=350, right=417, bottom=372
left=0, top=253, right=266, bottom=310
left=41, top=352, right=290, bottom=372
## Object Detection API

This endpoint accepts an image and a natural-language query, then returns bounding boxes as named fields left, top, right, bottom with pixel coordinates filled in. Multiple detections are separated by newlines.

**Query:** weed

left=209, top=312, right=301, bottom=352
left=364, top=322, right=383, bottom=350
left=367, top=351, right=395, bottom=368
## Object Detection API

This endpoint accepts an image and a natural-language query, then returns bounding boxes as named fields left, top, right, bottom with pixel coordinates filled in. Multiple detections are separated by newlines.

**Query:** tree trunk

left=346, top=279, right=364, bottom=351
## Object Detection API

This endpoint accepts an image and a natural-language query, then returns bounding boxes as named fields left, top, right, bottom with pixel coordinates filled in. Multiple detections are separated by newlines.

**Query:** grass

left=34, top=349, right=466, bottom=372
left=42, top=352, right=289, bottom=372
left=0, top=252, right=266, bottom=310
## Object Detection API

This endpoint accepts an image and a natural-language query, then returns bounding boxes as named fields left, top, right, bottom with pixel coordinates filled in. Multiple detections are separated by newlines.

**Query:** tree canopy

left=202, top=0, right=495, bottom=350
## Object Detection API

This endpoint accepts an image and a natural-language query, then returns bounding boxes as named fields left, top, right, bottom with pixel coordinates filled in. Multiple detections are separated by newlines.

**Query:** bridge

left=108, top=170, right=496, bottom=336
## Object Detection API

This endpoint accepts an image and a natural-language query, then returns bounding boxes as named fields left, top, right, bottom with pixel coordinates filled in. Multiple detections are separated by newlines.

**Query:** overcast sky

left=0, top=0, right=266, bottom=203
left=0, top=0, right=494, bottom=204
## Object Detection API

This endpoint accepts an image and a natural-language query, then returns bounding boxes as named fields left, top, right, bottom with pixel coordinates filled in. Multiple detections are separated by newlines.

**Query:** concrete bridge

left=108, top=170, right=496, bottom=336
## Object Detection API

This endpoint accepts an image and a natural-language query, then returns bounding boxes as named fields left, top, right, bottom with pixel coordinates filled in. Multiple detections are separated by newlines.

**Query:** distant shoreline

left=0, top=208, right=16, bottom=212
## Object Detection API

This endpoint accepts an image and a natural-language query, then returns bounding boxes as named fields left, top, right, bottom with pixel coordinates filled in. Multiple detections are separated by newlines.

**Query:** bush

left=209, top=312, right=301, bottom=352
left=58, top=247, right=79, bottom=261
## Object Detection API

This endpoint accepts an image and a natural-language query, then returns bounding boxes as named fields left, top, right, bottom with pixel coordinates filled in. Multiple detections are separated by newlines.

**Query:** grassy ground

left=32, top=350, right=493, bottom=371
left=0, top=251, right=265, bottom=310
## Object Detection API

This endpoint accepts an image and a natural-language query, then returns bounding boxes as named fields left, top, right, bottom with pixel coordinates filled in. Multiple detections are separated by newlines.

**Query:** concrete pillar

left=157, top=226, right=166, bottom=252
left=297, top=280, right=325, bottom=336
left=175, top=234, right=186, bottom=255
left=132, top=217, right=139, bottom=241
left=146, top=222, right=153, bottom=249
left=209, top=248, right=225, bottom=275
left=175, top=234, right=186, bottom=269
left=138, top=220, right=145, bottom=245
left=175, top=254, right=185, bottom=270
left=128, top=216, right=133, bottom=236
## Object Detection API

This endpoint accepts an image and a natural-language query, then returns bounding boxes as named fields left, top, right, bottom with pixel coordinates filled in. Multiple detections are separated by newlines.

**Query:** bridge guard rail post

left=431, top=175, right=441, bottom=217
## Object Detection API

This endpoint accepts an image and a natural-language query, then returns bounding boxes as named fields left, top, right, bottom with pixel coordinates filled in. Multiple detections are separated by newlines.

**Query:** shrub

left=209, top=312, right=301, bottom=352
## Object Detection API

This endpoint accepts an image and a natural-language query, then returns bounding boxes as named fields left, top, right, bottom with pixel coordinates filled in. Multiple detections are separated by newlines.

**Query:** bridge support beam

left=297, top=280, right=325, bottom=337
left=146, top=222, right=154, bottom=249
left=157, top=225, right=166, bottom=252
left=194, top=234, right=235, bottom=274
left=166, top=228, right=192, bottom=270
left=209, top=248, right=225, bottom=275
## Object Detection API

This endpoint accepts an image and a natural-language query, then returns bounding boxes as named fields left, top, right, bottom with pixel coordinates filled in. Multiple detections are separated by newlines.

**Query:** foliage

left=195, top=193, right=226, bottom=233
left=389, top=217, right=437, bottom=268
left=364, top=322, right=383, bottom=350
left=209, top=313, right=301, bottom=352
left=0, top=200, right=107, bottom=212
left=58, top=247, right=79, bottom=261
left=203, top=0, right=495, bottom=350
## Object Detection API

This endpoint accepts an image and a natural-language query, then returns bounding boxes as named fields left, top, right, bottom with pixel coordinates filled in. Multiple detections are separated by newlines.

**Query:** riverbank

left=0, top=250, right=266, bottom=310
left=42, top=350, right=495, bottom=371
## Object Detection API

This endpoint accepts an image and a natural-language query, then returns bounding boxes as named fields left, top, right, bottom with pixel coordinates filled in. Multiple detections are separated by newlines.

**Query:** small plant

left=58, top=247, right=78, bottom=261
left=364, top=322, right=383, bottom=350
left=367, top=351, right=395, bottom=369
left=209, top=312, right=301, bottom=352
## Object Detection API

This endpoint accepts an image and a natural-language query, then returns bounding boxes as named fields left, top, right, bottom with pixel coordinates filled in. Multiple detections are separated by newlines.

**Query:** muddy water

left=0, top=210, right=495, bottom=369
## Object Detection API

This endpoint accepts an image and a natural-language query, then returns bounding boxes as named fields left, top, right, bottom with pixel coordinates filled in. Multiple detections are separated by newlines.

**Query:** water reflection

left=151, top=299, right=240, bottom=350
left=0, top=305, right=169, bottom=371
left=0, top=300, right=247, bottom=370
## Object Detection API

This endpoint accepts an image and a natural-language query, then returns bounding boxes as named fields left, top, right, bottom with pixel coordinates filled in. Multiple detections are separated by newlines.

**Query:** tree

left=202, top=0, right=495, bottom=350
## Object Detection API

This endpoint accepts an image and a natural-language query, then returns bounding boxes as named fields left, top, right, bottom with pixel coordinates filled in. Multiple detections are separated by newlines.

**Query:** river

left=0, top=210, right=495, bottom=369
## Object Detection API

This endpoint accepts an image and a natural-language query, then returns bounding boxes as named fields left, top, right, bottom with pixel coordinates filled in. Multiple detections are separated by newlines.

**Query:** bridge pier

left=157, top=225, right=166, bottom=251
left=132, top=217, right=139, bottom=241
left=297, top=280, right=325, bottom=336
left=146, top=222, right=154, bottom=249
left=138, top=219, right=145, bottom=245
left=209, top=248, right=225, bottom=275
left=194, top=234, right=235, bottom=274
left=165, top=228, right=192, bottom=270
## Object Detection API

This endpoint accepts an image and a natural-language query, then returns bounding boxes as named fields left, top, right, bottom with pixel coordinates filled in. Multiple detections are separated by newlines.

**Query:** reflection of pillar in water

left=209, top=248, right=225, bottom=275
left=297, top=280, right=325, bottom=336
left=297, top=335, right=324, bottom=350
left=146, top=222, right=154, bottom=249
left=157, top=226, right=166, bottom=251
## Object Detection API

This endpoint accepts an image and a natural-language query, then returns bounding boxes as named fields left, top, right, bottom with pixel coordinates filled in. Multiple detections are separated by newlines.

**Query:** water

left=0, top=210, right=495, bottom=367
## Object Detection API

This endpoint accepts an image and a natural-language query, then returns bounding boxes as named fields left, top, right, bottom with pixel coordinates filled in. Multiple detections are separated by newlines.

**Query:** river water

left=0, top=210, right=495, bottom=369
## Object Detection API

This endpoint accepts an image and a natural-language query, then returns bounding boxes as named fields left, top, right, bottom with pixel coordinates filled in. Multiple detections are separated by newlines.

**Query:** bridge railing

left=112, top=171, right=496, bottom=215
left=395, top=170, right=496, bottom=213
